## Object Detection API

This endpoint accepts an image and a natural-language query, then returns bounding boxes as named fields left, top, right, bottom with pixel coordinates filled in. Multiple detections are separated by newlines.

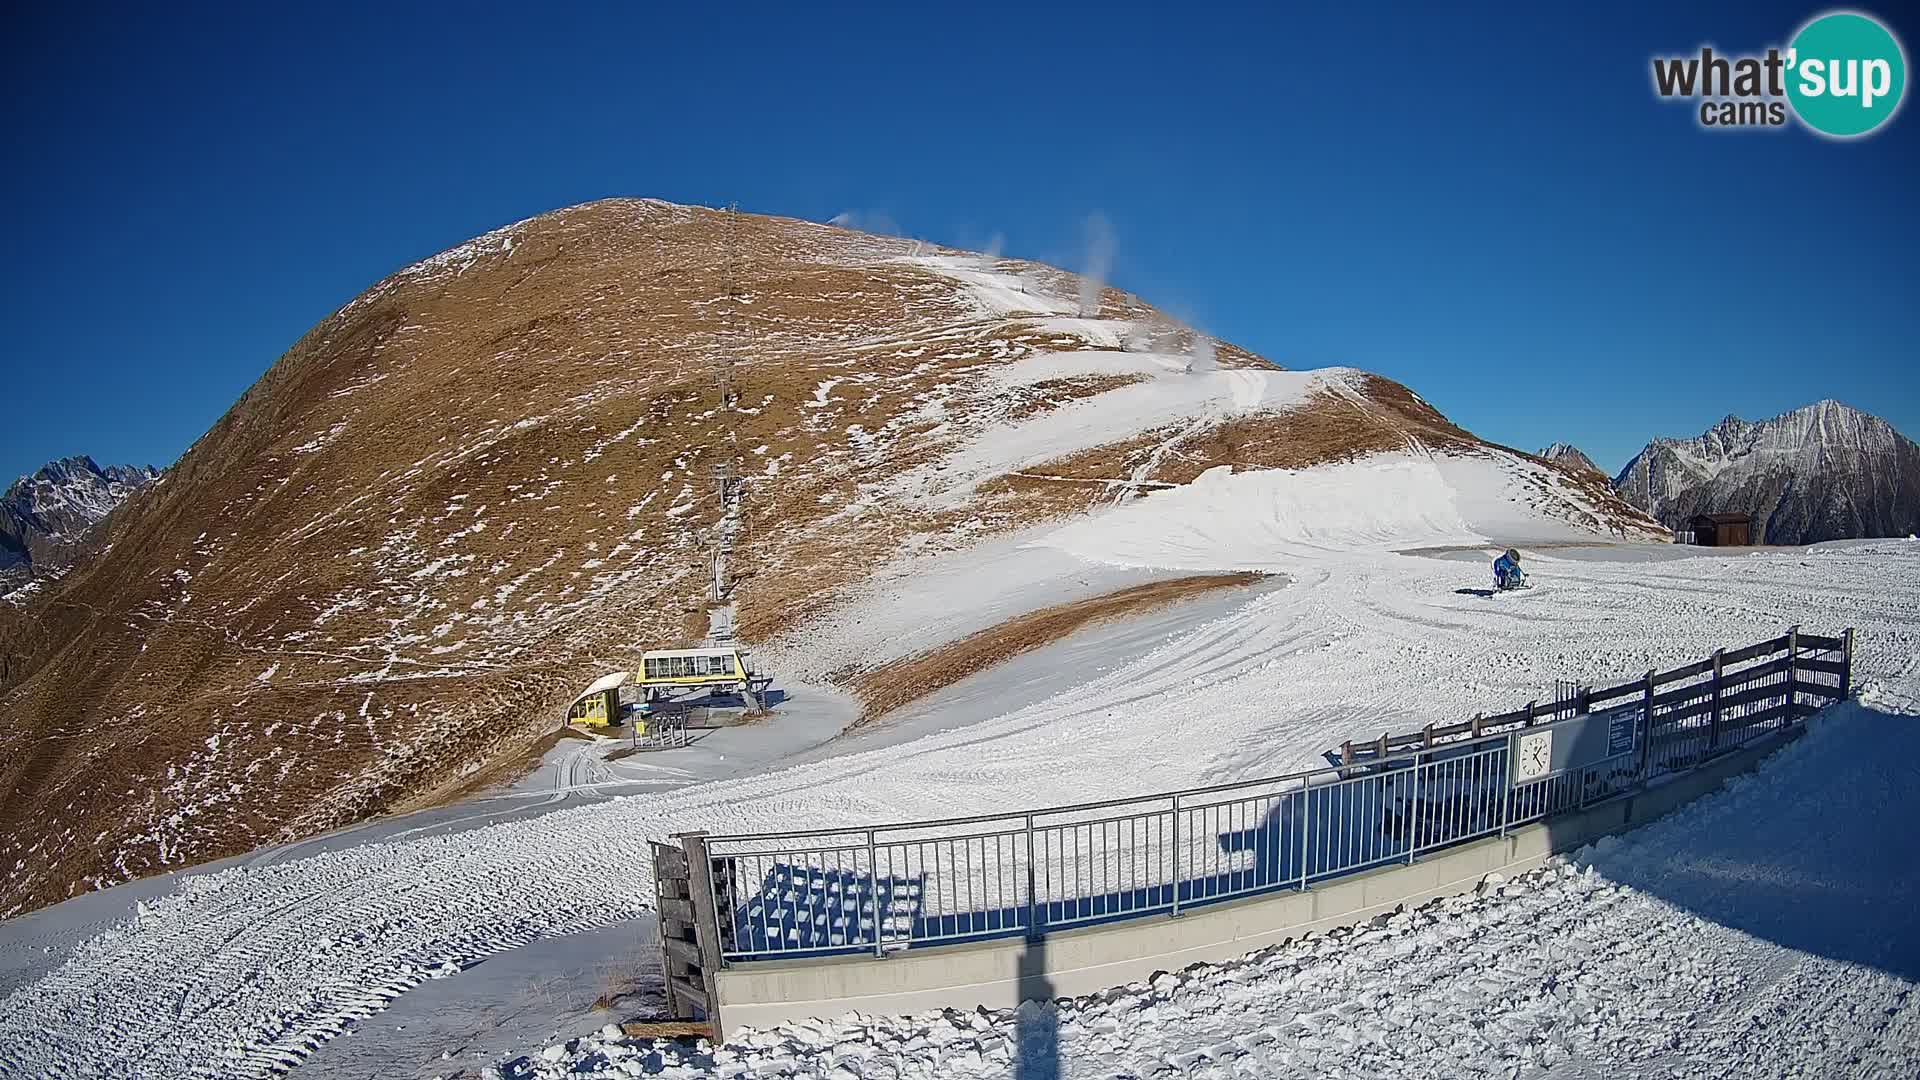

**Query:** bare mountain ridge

left=0, top=199, right=1659, bottom=915
left=1613, top=400, right=1920, bottom=544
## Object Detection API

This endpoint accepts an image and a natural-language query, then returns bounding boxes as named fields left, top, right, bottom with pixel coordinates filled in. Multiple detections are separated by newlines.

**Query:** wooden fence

left=1340, top=626, right=1852, bottom=765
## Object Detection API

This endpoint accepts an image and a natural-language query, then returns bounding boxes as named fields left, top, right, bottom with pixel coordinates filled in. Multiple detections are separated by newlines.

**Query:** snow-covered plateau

left=0, top=233, right=1915, bottom=1080
left=1, top=511, right=1917, bottom=1078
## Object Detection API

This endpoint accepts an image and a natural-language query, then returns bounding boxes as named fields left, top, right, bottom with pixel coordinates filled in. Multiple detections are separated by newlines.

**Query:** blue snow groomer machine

left=1493, top=548, right=1528, bottom=591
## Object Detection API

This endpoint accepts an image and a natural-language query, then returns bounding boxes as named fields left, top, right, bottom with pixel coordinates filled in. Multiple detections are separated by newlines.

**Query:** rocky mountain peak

left=1, top=455, right=162, bottom=591
left=1538, top=442, right=1604, bottom=477
left=1613, top=400, right=1919, bottom=545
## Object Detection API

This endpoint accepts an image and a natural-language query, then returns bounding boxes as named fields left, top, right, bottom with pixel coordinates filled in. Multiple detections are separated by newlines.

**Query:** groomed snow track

left=513, top=696, right=1920, bottom=1079
left=1, top=541, right=1917, bottom=1078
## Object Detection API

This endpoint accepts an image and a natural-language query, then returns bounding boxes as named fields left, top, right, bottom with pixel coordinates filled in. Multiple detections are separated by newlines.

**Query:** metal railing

left=688, top=628, right=1851, bottom=963
left=633, top=710, right=692, bottom=751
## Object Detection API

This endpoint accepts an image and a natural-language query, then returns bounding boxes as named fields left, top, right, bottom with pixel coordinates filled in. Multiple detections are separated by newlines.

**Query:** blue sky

left=2, top=2, right=1914, bottom=483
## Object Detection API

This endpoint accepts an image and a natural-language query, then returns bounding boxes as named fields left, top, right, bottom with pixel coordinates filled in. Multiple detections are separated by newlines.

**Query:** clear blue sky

left=2, top=2, right=1914, bottom=482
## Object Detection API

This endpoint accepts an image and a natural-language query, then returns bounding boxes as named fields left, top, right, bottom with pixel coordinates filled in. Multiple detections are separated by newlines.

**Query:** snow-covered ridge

left=1538, top=442, right=1603, bottom=477
left=4, top=455, right=158, bottom=532
left=1040, top=449, right=1638, bottom=570
left=893, top=359, right=1365, bottom=509
left=903, top=254, right=1080, bottom=319
left=1614, top=399, right=1920, bottom=544
left=1, top=455, right=161, bottom=587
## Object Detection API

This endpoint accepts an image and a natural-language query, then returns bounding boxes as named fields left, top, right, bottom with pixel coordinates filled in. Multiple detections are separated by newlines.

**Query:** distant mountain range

left=1613, top=400, right=1920, bottom=545
left=1, top=456, right=161, bottom=592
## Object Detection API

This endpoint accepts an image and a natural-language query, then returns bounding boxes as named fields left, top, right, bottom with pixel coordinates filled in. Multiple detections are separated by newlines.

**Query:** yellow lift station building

left=638, top=647, right=751, bottom=690
left=566, top=671, right=629, bottom=728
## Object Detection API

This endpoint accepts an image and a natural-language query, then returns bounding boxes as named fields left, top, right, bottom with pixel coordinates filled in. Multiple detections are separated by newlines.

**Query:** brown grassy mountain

left=0, top=199, right=1658, bottom=915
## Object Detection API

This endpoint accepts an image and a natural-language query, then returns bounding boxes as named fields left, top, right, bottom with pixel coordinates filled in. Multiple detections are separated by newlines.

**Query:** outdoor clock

left=1515, top=729, right=1555, bottom=783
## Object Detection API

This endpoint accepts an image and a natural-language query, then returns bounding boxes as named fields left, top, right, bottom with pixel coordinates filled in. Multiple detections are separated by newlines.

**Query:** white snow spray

left=984, top=230, right=1005, bottom=258
left=1188, top=333, right=1217, bottom=374
left=827, top=209, right=902, bottom=237
left=1079, top=213, right=1115, bottom=317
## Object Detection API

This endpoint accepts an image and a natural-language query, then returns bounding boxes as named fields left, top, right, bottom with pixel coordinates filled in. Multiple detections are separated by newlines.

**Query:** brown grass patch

left=851, top=572, right=1264, bottom=725
left=400, top=726, right=573, bottom=811
left=1001, top=373, right=1149, bottom=422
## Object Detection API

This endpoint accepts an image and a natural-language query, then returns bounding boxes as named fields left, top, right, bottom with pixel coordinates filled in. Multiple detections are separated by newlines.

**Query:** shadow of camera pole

left=1014, top=935, right=1059, bottom=1080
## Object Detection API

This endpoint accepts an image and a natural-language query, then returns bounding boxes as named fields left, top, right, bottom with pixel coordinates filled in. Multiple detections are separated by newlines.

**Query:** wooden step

left=620, top=1017, right=712, bottom=1040
left=667, top=976, right=710, bottom=1011
left=662, top=935, right=703, bottom=966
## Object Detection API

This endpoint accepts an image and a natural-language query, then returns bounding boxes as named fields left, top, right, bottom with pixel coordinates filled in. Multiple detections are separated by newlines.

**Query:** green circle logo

left=1787, top=11, right=1907, bottom=137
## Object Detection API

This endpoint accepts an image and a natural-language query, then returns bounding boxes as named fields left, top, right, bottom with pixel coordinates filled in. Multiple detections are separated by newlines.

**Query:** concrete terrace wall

left=712, top=726, right=1800, bottom=1036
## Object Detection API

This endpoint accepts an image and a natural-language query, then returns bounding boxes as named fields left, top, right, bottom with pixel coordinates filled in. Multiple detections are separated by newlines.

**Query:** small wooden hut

left=1689, top=512, right=1753, bottom=546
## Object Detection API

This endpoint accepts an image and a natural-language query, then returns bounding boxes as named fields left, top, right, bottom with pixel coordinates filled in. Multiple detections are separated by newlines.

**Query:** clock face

left=1515, top=730, right=1554, bottom=782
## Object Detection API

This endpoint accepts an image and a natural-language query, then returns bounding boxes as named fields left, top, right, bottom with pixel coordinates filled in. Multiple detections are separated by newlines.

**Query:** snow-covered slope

left=1041, top=452, right=1645, bottom=570
left=1614, top=400, right=1920, bottom=544
left=1, top=535, right=1914, bottom=1080
left=513, top=698, right=1920, bottom=1080
left=0, top=455, right=159, bottom=592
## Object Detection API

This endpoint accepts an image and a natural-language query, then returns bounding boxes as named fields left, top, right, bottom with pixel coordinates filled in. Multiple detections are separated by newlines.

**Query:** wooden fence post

left=1842, top=627, right=1855, bottom=698
left=1341, top=740, right=1353, bottom=766
left=1709, top=649, right=1725, bottom=750
left=1640, top=669, right=1656, bottom=779
left=653, top=837, right=723, bottom=1031
left=1785, top=625, right=1800, bottom=719
left=676, top=831, right=726, bottom=1034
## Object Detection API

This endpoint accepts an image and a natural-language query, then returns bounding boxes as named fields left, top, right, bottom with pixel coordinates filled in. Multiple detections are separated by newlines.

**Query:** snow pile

left=498, top=699, right=1920, bottom=1079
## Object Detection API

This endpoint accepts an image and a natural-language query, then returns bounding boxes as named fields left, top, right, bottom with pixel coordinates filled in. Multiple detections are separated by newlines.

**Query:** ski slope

left=1, top=514, right=1917, bottom=1077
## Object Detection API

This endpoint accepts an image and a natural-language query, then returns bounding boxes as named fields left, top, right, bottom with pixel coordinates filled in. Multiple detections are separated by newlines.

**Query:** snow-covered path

left=1, top=540, right=1917, bottom=1079
left=518, top=697, right=1919, bottom=1080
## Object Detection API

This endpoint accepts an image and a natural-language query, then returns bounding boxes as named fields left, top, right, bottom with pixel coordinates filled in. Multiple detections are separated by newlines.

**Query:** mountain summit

left=1613, top=400, right=1920, bottom=544
left=1537, top=442, right=1604, bottom=478
left=0, top=199, right=1659, bottom=914
left=1, top=455, right=161, bottom=592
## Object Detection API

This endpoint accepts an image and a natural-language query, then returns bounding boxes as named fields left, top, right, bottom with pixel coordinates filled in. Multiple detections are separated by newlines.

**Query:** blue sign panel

left=1607, top=711, right=1637, bottom=757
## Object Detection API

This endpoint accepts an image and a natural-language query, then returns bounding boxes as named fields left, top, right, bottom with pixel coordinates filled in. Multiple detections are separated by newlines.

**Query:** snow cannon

left=1493, top=548, right=1529, bottom=591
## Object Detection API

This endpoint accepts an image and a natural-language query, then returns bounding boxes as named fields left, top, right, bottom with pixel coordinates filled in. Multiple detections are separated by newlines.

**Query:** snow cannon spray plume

left=1079, top=212, right=1114, bottom=317
left=1187, top=334, right=1217, bottom=374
